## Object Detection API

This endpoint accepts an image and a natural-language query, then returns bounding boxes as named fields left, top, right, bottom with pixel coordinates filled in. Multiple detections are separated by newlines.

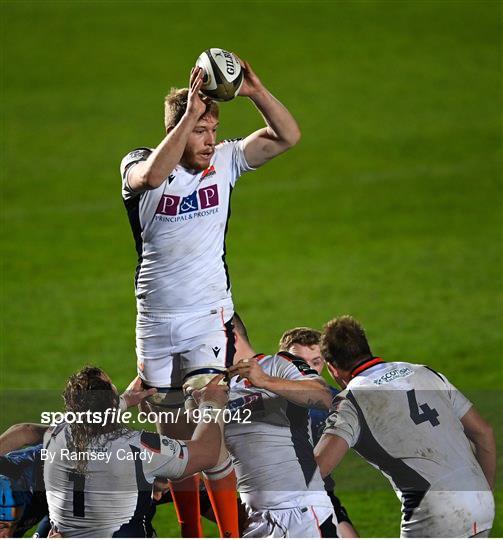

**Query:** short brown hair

left=164, top=88, right=219, bottom=132
left=320, top=316, right=372, bottom=371
left=279, top=327, right=321, bottom=351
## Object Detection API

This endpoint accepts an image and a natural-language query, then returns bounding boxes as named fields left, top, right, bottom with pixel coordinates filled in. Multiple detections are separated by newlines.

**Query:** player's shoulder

left=330, top=387, right=352, bottom=409
left=44, top=421, right=67, bottom=440
left=274, top=351, right=320, bottom=377
left=214, top=138, right=243, bottom=157
left=249, top=352, right=299, bottom=377
left=351, top=361, right=414, bottom=387
left=140, top=431, right=186, bottom=459
left=120, top=147, right=153, bottom=173
left=122, top=147, right=153, bottom=161
left=216, top=138, right=243, bottom=149
left=249, top=353, right=275, bottom=375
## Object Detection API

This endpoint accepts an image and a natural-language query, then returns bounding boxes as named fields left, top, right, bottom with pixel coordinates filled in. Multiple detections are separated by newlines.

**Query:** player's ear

left=326, top=362, right=339, bottom=380
left=232, top=328, right=240, bottom=345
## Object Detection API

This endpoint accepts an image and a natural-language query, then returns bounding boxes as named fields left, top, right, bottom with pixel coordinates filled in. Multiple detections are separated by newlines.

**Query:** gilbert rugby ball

left=195, top=48, right=243, bottom=102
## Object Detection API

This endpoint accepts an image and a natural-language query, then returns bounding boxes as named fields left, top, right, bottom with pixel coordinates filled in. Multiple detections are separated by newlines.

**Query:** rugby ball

left=196, top=48, right=243, bottom=102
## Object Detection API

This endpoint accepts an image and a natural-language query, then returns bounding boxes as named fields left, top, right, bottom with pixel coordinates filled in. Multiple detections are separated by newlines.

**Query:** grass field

left=2, top=0, right=501, bottom=537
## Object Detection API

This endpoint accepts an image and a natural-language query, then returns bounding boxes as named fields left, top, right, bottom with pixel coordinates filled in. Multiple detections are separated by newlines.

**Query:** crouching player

left=314, top=316, right=495, bottom=538
left=279, top=327, right=358, bottom=538
left=225, top=315, right=338, bottom=537
left=43, top=367, right=228, bottom=537
left=0, top=441, right=49, bottom=538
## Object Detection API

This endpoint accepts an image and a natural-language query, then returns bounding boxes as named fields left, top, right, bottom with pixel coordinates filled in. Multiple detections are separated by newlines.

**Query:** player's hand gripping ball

left=195, top=48, right=243, bottom=102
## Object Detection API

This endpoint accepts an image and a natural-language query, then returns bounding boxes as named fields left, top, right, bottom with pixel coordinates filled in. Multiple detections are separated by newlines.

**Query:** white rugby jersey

left=43, top=424, right=188, bottom=537
left=120, top=140, right=254, bottom=314
left=324, top=359, right=494, bottom=537
left=225, top=352, right=333, bottom=512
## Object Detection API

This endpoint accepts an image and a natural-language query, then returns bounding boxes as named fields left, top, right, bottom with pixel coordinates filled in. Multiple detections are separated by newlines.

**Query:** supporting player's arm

left=182, top=375, right=229, bottom=477
left=119, top=376, right=157, bottom=410
left=127, top=68, right=207, bottom=191
left=237, top=58, right=301, bottom=168
left=314, top=433, right=350, bottom=478
left=314, top=392, right=359, bottom=476
left=460, top=406, right=496, bottom=490
left=0, top=423, right=48, bottom=454
left=228, top=358, right=332, bottom=409
left=143, top=378, right=228, bottom=480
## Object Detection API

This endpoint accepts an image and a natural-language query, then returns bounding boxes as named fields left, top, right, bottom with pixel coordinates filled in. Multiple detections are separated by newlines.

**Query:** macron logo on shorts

left=156, top=185, right=219, bottom=216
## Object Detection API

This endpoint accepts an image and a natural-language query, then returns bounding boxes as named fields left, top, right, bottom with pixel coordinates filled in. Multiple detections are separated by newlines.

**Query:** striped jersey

left=225, top=352, right=333, bottom=512
left=120, top=139, right=254, bottom=314
left=43, top=425, right=188, bottom=537
left=323, top=359, right=494, bottom=537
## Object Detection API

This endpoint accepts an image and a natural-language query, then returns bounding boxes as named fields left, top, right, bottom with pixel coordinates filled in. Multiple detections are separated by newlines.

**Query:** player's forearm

left=261, top=377, right=332, bottom=409
left=138, top=112, right=199, bottom=189
left=0, top=423, right=47, bottom=454
left=250, top=89, right=301, bottom=148
left=192, top=421, right=220, bottom=450
left=184, top=414, right=223, bottom=474
left=461, top=407, right=496, bottom=490
left=472, top=430, right=496, bottom=490
left=191, top=403, right=225, bottom=457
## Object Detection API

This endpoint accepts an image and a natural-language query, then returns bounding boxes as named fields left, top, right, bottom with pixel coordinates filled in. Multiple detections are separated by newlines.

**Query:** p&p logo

left=156, top=185, right=219, bottom=216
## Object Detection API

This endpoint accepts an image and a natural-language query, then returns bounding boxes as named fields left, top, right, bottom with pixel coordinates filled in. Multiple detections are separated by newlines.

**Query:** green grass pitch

left=2, top=0, right=501, bottom=537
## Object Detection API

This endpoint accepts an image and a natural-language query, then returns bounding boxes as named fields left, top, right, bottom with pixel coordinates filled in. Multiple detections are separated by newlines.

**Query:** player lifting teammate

left=314, top=316, right=496, bottom=538
left=225, top=315, right=338, bottom=538
left=120, top=54, right=300, bottom=536
left=279, top=327, right=359, bottom=538
left=43, top=367, right=228, bottom=537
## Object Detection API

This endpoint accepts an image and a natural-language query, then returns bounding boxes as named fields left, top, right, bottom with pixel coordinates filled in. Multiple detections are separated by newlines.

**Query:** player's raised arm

left=127, top=67, right=208, bottom=192
left=236, top=57, right=301, bottom=168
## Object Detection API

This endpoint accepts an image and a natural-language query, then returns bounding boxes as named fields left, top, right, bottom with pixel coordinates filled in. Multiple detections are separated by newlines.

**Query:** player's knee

left=145, top=387, right=185, bottom=409
left=182, top=370, right=226, bottom=395
left=182, top=370, right=227, bottom=412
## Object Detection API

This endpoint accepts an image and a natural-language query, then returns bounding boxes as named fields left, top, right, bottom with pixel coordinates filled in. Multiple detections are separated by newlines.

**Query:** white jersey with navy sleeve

left=225, top=352, right=334, bottom=519
left=323, top=360, right=494, bottom=537
left=43, top=425, right=188, bottom=537
left=120, top=139, right=254, bottom=314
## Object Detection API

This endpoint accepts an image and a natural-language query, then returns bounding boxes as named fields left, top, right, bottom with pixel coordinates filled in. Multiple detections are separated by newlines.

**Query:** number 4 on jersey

left=407, top=389, right=440, bottom=427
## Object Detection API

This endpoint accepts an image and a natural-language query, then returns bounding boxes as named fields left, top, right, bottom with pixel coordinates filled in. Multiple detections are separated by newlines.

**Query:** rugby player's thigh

left=136, top=314, right=181, bottom=387
left=177, top=307, right=235, bottom=376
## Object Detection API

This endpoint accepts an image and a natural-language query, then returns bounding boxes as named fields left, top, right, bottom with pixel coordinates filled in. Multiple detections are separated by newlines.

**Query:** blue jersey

left=0, top=444, right=48, bottom=537
left=309, top=386, right=339, bottom=492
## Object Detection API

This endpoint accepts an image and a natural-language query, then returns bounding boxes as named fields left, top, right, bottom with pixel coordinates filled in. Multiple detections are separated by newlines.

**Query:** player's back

left=43, top=425, right=187, bottom=537
left=344, top=362, right=486, bottom=492
left=326, top=360, right=494, bottom=536
left=44, top=426, right=148, bottom=537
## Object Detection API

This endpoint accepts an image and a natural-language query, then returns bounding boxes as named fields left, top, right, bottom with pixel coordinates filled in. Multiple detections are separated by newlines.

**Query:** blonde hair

left=164, top=88, right=219, bottom=132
